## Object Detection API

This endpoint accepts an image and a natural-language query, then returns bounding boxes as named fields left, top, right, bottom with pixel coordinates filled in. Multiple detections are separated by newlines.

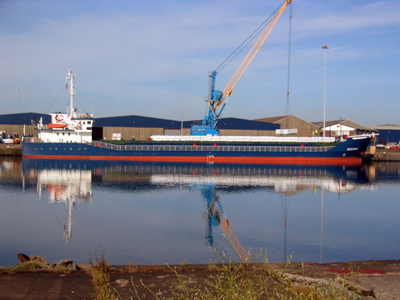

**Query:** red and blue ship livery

left=22, top=135, right=371, bottom=166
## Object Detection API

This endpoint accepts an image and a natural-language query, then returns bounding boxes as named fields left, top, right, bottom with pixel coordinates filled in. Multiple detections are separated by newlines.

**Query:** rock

left=28, top=255, right=50, bottom=269
left=53, top=259, right=75, bottom=270
left=115, top=279, right=130, bottom=287
left=16, top=254, right=82, bottom=271
left=76, top=264, right=92, bottom=271
left=17, top=253, right=30, bottom=263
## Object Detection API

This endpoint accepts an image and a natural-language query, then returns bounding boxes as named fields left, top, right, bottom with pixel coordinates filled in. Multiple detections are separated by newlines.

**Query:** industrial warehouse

left=0, top=112, right=387, bottom=143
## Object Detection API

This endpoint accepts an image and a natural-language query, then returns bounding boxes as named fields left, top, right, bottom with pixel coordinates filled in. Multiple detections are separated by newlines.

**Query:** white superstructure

left=37, top=70, right=93, bottom=144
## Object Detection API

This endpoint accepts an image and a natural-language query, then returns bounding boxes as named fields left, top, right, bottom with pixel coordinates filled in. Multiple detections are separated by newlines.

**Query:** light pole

left=322, top=45, right=330, bottom=138
left=16, top=86, right=21, bottom=113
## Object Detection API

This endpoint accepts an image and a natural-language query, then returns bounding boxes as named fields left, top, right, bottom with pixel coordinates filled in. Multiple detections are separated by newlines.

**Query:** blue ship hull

left=22, top=136, right=371, bottom=165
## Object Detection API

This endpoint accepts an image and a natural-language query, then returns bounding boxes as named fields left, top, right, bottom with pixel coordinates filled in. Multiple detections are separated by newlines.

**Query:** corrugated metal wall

left=164, top=129, right=181, bottom=135
left=275, top=116, right=319, bottom=137
left=376, top=130, right=400, bottom=145
left=0, top=125, right=37, bottom=138
left=219, top=129, right=277, bottom=136
left=0, top=113, right=51, bottom=138
left=102, top=127, right=164, bottom=140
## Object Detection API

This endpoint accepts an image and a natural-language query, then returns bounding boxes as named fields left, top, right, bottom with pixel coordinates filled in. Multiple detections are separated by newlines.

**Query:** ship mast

left=66, top=70, right=76, bottom=118
left=63, top=194, right=74, bottom=244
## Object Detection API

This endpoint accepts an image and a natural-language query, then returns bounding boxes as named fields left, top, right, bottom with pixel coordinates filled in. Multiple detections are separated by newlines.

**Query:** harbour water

left=1, top=157, right=399, bottom=267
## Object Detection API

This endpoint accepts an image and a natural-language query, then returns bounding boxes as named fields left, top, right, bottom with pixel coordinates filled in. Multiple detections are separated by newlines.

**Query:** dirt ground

left=1, top=258, right=400, bottom=299
left=267, top=260, right=400, bottom=300
left=108, top=260, right=400, bottom=300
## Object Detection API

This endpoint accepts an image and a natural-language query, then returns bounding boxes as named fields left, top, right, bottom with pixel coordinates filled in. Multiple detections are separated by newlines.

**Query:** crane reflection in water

left=149, top=163, right=373, bottom=263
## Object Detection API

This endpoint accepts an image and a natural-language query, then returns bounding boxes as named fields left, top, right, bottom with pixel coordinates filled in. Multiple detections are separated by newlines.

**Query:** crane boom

left=213, top=206, right=250, bottom=262
left=190, top=0, right=292, bottom=136
left=215, top=0, right=292, bottom=110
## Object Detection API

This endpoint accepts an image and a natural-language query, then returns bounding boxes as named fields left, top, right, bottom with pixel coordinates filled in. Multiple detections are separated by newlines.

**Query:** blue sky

left=1, top=0, right=399, bottom=125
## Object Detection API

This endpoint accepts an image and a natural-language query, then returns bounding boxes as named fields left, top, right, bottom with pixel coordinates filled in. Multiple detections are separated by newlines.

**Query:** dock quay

left=364, top=147, right=400, bottom=161
left=0, top=143, right=21, bottom=156
left=368, top=151, right=400, bottom=161
left=1, top=259, right=400, bottom=299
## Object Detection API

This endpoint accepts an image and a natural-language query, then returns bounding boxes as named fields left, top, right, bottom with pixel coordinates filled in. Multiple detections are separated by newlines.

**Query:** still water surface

left=1, top=157, right=399, bottom=266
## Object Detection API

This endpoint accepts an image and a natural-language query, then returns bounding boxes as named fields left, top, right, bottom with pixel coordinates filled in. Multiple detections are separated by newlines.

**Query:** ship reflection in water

left=36, top=169, right=92, bottom=243
left=1, top=158, right=399, bottom=266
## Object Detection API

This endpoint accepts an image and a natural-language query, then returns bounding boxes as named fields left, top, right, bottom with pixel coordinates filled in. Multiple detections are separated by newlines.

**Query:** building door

left=164, top=129, right=181, bottom=135
left=92, top=127, right=103, bottom=140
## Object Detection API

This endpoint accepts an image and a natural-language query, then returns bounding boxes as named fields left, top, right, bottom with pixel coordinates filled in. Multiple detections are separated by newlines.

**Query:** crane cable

left=215, top=1, right=287, bottom=74
left=44, top=84, right=66, bottom=114
left=74, top=88, right=91, bottom=115
left=44, top=85, right=90, bottom=116
left=285, top=1, right=293, bottom=116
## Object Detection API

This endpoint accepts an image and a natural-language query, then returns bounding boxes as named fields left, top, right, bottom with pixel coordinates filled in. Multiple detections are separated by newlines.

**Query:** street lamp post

left=16, top=86, right=21, bottom=113
left=322, top=45, right=330, bottom=138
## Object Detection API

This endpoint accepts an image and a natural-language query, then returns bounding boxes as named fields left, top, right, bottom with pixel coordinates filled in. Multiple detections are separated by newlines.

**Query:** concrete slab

left=0, top=272, right=96, bottom=300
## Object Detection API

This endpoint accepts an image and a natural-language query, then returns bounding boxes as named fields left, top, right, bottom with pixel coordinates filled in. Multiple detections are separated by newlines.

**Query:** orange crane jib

left=212, top=206, right=250, bottom=262
left=215, top=0, right=292, bottom=110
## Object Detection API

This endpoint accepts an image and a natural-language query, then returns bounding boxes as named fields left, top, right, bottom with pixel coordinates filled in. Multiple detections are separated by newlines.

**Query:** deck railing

left=91, top=141, right=334, bottom=153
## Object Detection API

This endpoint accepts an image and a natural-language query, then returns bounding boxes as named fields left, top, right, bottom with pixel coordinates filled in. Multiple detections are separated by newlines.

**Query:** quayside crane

left=191, top=0, right=292, bottom=136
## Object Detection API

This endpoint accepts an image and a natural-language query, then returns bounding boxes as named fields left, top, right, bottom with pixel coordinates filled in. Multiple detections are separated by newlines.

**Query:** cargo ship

left=22, top=135, right=372, bottom=165
left=22, top=69, right=372, bottom=166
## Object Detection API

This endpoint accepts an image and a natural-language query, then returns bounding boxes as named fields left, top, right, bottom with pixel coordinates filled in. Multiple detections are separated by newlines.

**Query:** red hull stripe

left=22, top=155, right=362, bottom=166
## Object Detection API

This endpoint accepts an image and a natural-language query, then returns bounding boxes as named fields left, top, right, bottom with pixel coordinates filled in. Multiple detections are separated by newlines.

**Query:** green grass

left=0, top=262, right=43, bottom=273
left=127, top=259, right=366, bottom=300
left=83, top=241, right=370, bottom=300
